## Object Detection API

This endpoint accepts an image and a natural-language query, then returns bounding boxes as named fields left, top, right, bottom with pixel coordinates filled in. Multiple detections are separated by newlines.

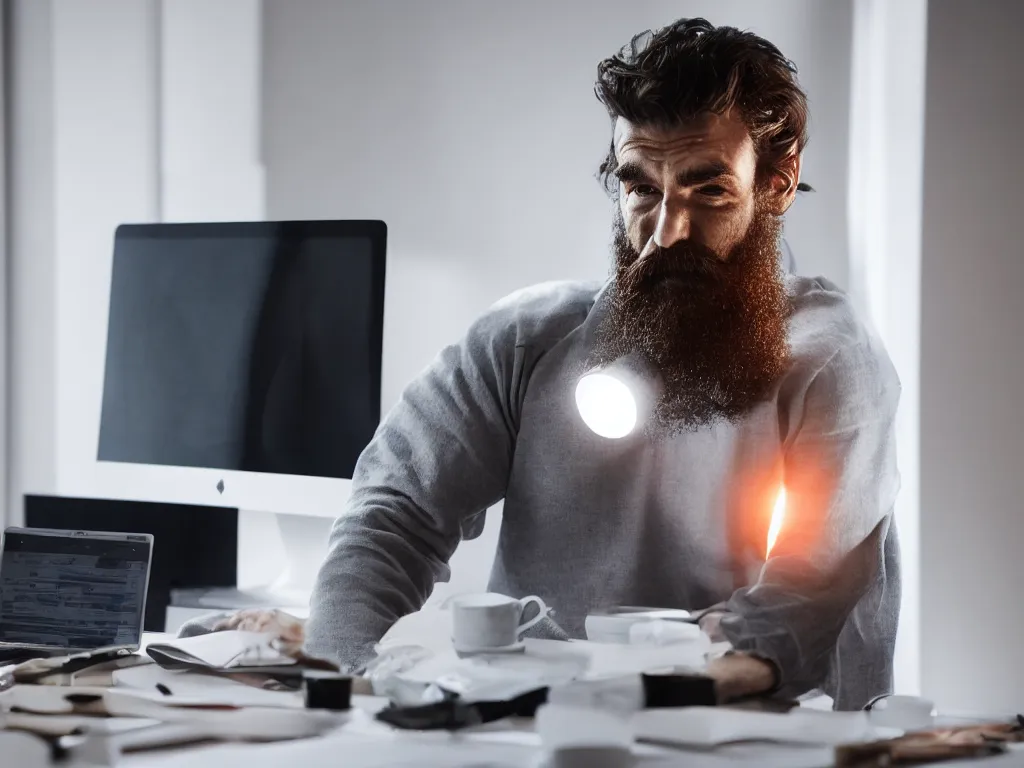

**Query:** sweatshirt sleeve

left=303, top=309, right=521, bottom=671
left=718, top=337, right=902, bottom=705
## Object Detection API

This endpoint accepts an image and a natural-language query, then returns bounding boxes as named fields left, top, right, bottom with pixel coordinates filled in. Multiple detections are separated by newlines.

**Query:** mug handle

left=516, top=595, right=548, bottom=636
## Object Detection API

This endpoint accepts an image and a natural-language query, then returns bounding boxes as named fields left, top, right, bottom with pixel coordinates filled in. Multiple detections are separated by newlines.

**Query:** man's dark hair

left=595, top=17, right=810, bottom=196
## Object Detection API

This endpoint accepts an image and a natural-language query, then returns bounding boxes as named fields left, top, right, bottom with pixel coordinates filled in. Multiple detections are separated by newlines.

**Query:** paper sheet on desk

left=115, top=662, right=306, bottom=708
left=634, top=706, right=893, bottom=748
left=1, top=683, right=344, bottom=743
left=371, top=640, right=589, bottom=705
left=379, top=638, right=706, bottom=680
left=568, top=638, right=707, bottom=677
left=146, top=631, right=293, bottom=671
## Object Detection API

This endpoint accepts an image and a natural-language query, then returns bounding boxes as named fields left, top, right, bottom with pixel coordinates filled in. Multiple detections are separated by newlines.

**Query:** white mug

left=450, top=593, right=548, bottom=651
left=865, top=694, right=936, bottom=732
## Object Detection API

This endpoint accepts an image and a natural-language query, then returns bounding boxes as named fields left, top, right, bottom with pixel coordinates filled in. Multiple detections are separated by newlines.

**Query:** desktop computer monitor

left=93, top=220, right=387, bottom=519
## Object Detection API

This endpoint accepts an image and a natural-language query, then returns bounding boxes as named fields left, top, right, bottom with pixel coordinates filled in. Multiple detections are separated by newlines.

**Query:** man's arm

left=303, top=310, right=521, bottom=671
left=713, top=338, right=902, bottom=706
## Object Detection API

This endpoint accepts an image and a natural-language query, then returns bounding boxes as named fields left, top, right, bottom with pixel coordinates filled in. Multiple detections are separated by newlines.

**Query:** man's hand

left=696, top=610, right=779, bottom=700
left=212, top=609, right=306, bottom=651
left=705, top=652, right=779, bottom=702
left=698, top=610, right=729, bottom=643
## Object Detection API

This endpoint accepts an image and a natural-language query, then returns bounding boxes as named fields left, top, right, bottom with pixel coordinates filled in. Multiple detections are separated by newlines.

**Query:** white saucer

left=453, top=640, right=526, bottom=657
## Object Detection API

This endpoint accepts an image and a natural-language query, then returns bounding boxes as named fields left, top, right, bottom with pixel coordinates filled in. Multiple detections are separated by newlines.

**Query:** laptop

left=0, top=527, right=153, bottom=662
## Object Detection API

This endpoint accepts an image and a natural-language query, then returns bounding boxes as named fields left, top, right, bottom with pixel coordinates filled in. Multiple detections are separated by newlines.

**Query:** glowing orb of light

left=575, top=372, right=638, bottom=439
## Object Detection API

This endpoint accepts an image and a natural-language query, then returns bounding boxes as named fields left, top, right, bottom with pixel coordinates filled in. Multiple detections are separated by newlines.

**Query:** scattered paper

left=377, top=641, right=589, bottom=704
left=0, top=711, right=159, bottom=738
left=115, top=662, right=306, bottom=709
left=1, top=683, right=343, bottom=740
left=146, top=631, right=293, bottom=671
left=634, top=706, right=892, bottom=748
left=565, top=639, right=707, bottom=678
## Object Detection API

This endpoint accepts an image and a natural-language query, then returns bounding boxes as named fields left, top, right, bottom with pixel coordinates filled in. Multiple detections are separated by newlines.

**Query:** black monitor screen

left=97, top=221, right=387, bottom=480
left=0, top=530, right=151, bottom=648
left=25, top=494, right=238, bottom=633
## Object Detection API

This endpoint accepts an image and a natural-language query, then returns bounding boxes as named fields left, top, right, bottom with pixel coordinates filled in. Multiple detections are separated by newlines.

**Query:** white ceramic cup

left=866, top=694, right=936, bottom=732
left=450, top=593, right=548, bottom=651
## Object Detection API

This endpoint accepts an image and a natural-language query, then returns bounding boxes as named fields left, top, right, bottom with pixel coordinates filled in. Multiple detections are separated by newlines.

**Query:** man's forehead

left=613, top=113, right=753, bottom=165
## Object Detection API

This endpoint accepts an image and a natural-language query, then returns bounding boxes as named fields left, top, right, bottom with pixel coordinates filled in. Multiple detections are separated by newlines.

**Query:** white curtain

left=0, top=1, right=8, bottom=529
left=847, top=0, right=928, bottom=696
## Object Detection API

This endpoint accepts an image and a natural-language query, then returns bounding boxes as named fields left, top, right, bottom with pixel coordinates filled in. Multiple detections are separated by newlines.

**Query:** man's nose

left=640, top=202, right=690, bottom=258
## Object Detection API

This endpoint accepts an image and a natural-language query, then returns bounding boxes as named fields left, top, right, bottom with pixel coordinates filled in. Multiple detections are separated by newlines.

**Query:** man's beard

left=591, top=198, right=791, bottom=435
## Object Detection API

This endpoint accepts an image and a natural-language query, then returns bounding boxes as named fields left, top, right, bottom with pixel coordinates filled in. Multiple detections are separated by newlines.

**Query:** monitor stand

left=166, top=512, right=332, bottom=628
left=240, top=513, right=332, bottom=608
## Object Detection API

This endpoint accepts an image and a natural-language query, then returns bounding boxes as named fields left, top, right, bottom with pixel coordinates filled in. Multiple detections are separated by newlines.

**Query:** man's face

left=613, top=112, right=758, bottom=261
left=592, top=112, right=795, bottom=434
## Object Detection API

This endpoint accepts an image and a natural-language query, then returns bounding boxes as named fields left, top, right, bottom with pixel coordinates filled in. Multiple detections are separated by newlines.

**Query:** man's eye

left=699, top=185, right=727, bottom=197
left=631, top=185, right=657, bottom=197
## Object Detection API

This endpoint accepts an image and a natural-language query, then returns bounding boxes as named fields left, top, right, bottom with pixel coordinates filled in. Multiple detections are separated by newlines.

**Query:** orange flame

left=766, top=486, right=786, bottom=558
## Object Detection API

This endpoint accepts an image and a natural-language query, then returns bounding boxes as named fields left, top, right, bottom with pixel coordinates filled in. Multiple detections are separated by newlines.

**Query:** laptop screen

left=0, top=529, right=151, bottom=649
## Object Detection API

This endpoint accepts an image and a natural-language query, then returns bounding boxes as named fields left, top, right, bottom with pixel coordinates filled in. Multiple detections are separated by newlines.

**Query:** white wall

left=919, top=0, right=1024, bottom=714
left=7, top=0, right=300, bottom=589
left=160, top=0, right=264, bottom=223
left=8, top=0, right=160, bottom=524
left=261, top=0, right=856, bottom=594
left=8, top=0, right=256, bottom=513
left=0, top=4, right=8, bottom=528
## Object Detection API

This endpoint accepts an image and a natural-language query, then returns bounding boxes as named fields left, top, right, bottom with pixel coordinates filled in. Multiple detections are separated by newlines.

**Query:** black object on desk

left=25, top=494, right=238, bottom=633
left=374, top=671, right=720, bottom=732
left=641, top=671, right=718, bottom=708
left=0, top=647, right=60, bottom=665
left=303, top=671, right=353, bottom=711
left=376, top=687, right=549, bottom=731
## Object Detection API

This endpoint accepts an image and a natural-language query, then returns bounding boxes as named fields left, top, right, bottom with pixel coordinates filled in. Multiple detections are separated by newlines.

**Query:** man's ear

left=765, top=152, right=802, bottom=215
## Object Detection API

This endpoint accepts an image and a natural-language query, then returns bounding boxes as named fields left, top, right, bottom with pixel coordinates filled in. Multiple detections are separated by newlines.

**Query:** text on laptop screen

left=0, top=531, right=150, bottom=648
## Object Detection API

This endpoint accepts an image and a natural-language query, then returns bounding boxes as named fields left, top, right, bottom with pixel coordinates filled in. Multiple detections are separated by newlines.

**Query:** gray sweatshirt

left=305, top=276, right=901, bottom=711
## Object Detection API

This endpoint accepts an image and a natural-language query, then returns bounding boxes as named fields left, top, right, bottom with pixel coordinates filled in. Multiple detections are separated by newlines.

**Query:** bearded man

left=224, top=17, right=901, bottom=711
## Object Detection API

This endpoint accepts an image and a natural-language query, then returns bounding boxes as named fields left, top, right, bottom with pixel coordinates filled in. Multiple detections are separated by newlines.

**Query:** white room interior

left=2, top=0, right=1022, bottom=714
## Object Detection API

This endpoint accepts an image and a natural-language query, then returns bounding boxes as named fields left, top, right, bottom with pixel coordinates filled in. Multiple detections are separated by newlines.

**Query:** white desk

left=106, top=636, right=1020, bottom=767
left=105, top=684, right=1024, bottom=767
left=114, top=712, right=1024, bottom=768
left=111, top=653, right=830, bottom=767
left=115, top=704, right=839, bottom=768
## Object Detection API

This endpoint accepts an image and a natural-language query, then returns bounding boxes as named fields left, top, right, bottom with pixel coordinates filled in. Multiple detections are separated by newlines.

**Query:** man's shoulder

left=470, top=279, right=603, bottom=348
left=786, top=275, right=866, bottom=350
left=785, top=275, right=900, bottom=402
